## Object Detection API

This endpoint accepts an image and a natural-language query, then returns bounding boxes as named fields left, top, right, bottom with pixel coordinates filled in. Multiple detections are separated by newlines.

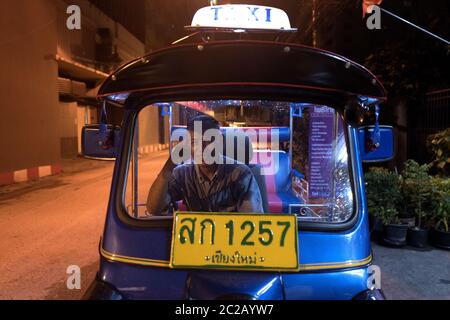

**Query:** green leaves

left=430, top=178, right=450, bottom=232
left=365, top=167, right=402, bottom=225
left=427, top=128, right=450, bottom=176
left=365, top=160, right=450, bottom=231
left=401, top=160, right=432, bottom=228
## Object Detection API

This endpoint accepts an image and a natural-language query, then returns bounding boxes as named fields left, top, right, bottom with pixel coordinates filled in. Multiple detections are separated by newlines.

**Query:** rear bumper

left=353, top=289, right=386, bottom=300
left=83, top=275, right=124, bottom=300
left=84, top=275, right=387, bottom=300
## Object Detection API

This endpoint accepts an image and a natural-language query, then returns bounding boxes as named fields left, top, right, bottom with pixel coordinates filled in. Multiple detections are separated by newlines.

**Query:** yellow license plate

left=170, top=212, right=299, bottom=271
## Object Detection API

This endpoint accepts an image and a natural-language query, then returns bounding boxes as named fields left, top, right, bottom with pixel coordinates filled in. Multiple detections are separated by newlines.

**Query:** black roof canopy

left=98, top=40, right=386, bottom=107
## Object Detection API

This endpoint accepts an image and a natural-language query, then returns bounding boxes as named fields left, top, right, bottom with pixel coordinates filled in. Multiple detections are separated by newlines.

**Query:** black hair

left=187, top=115, right=220, bottom=133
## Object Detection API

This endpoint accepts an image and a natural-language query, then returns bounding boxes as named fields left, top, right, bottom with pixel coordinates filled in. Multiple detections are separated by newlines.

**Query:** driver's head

left=187, top=115, right=220, bottom=132
left=187, top=115, right=221, bottom=166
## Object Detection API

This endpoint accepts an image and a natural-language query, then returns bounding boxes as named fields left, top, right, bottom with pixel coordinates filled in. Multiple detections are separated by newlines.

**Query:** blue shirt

left=168, top=158, right=264, bottom=213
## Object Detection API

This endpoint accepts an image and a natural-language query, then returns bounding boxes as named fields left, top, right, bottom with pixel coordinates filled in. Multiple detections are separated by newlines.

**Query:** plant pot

left=382, top=224, right=408, bottom=247
left=399, top=217, right=416, bottom=228
left=430, top=228, right=450, bottom=250
left=407, top=227, right=428, bottom=248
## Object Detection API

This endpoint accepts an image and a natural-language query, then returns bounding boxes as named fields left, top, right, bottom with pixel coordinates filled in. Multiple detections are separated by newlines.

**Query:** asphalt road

left=0, top=152, right=168, bottom=300
left=0, top=153, right=449, bottom=300
left=372, top=242, right=450, bottom=300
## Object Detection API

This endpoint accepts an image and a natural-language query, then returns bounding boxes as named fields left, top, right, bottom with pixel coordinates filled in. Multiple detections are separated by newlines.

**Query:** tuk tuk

left=83, top=5, right=394, bottom=300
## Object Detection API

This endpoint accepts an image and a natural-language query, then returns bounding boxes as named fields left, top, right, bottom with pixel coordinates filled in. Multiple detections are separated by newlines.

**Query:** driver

left=146, top=115, right=264, bottom=215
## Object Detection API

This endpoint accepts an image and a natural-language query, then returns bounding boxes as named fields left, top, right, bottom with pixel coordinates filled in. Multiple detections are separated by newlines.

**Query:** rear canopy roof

left=98, top=41, right=386, bottom=107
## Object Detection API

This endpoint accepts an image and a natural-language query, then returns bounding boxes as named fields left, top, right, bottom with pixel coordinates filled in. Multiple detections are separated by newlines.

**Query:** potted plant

left=380, top=206, right=410, bottom=247
left=365, top=168, right=390, bottom=240
left=365, top=168, right=407, bottom=246
left=430, top=178, right=450, bottom=250
left=365, top=168, right=383, bottom=240
left=426, top=129, right=449, bottom=250
left=402, top=160, right=431, bottom=248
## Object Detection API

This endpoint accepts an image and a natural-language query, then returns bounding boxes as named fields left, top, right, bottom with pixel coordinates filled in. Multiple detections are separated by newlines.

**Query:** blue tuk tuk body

left=83, top=6, right=391, bottom=299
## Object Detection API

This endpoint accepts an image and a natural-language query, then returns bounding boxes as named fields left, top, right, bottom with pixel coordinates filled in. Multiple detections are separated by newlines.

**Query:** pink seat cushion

left=177, top=201, right=187, bottom=211
left=266, top=193, right=283, bottom=213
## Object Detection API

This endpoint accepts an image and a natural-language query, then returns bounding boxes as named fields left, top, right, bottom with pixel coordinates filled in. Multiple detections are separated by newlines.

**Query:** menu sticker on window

left=308, top=106, right=335, bottom=198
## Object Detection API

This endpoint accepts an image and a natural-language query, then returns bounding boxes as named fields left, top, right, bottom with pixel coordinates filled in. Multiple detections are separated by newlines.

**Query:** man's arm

left=237, top=169, right=264, bottom=213
left=146, top=158, right=178, bottom=215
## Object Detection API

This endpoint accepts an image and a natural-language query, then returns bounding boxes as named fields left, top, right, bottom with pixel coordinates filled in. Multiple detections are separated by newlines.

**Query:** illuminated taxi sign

left=190, top=5, right=297, bottom=31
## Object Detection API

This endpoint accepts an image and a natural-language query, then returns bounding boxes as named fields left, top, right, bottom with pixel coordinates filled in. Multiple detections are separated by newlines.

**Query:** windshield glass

left=124, top=100, right=353, bottom=224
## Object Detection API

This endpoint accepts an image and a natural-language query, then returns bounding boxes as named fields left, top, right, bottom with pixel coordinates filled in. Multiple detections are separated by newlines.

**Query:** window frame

left=114, top=99, right=361, bottom=232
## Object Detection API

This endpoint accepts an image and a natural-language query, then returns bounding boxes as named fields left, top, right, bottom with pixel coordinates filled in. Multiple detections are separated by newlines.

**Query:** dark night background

left=90, top=0, right=449, bottom=167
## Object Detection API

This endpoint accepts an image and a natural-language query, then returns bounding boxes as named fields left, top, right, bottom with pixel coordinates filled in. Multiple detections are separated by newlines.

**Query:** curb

left=137, top=143, right=170, bottom=156
left=0, top=163, right=62, bottom=186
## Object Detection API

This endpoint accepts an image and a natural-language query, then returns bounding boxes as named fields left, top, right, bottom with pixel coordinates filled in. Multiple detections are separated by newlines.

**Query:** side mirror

left=344, top=98, right=365, bottom=127
left=81, top=124, right=121, bottom=160
left=357, top=125, right=394, bottom=163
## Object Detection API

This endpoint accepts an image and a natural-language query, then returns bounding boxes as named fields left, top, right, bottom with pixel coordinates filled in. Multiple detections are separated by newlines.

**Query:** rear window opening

left=123, top=100, right=354, bottom=224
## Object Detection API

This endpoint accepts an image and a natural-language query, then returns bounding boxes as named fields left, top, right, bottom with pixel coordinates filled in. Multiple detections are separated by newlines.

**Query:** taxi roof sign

left=189, top=5, right=297, bottom=32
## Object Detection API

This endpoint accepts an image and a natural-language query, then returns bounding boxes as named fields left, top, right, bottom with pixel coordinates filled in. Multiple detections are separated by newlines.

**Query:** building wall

left=138, top=106, right=170, bottom=155
left=0, top=0, right=149, bottom=185
left=55, top=0, right=146, bottom=159
left=0, top=0, right=60, bottom=174
left=56, top=0, right=145, bottom=73
left=88, top=0, right=147, bottom=44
